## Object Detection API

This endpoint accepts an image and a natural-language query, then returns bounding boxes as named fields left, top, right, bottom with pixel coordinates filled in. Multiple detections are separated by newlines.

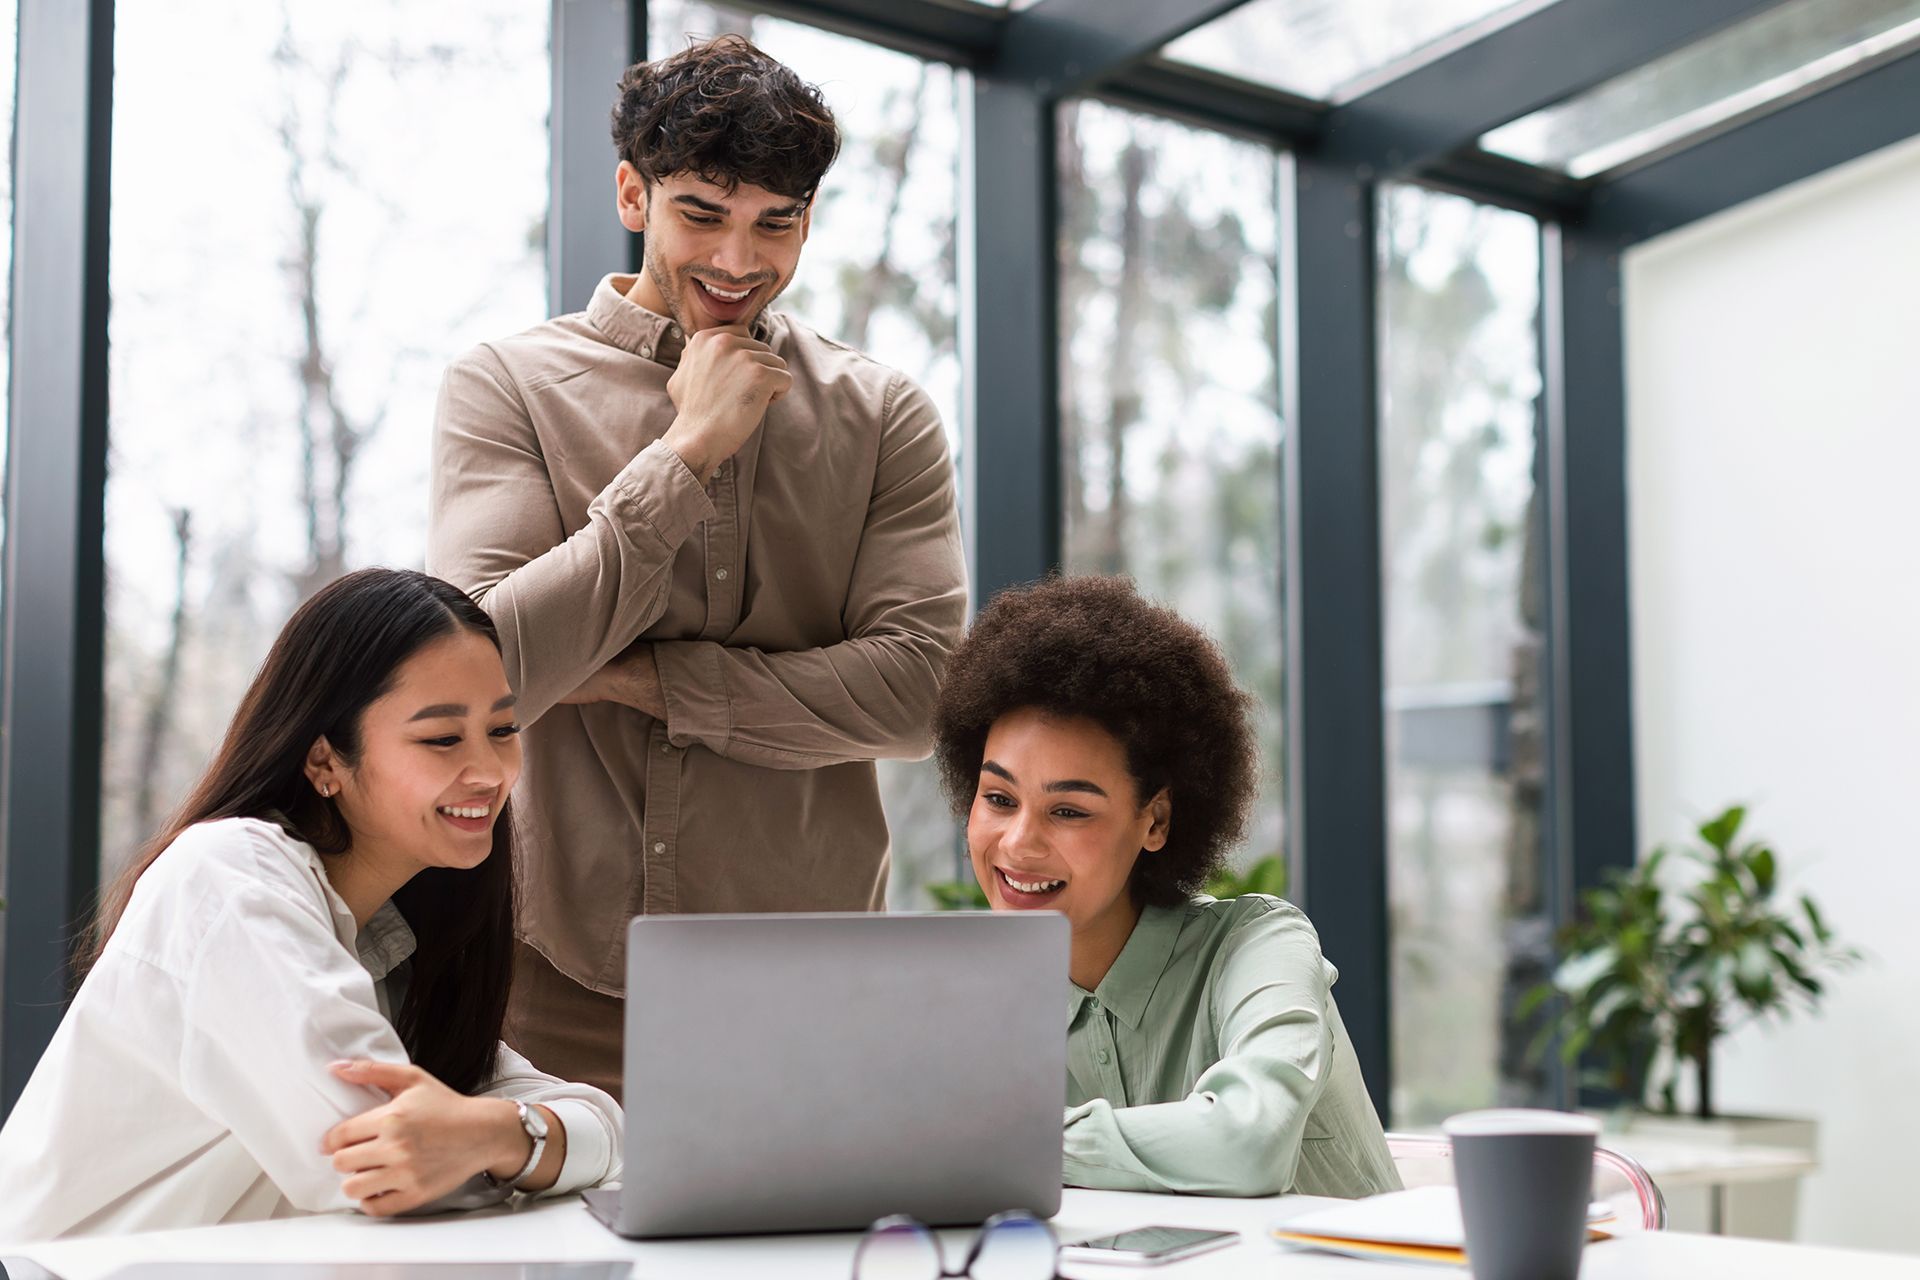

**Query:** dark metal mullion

left=1541, top=225, right=1636, bottom=917
left=1095, top=57, right=1326, bottom=147
left=1, top=0, right=115, bottom=1116
left=1534, top=222, right=1575, bottom=1110
left=735, top=0, right=1000, bottom=66
left=967, top=77, right=1059, bottom=600
left=991, top=0, right=1248, bottom=98
left=1585, top=46, right=1920, bottom=244
left=1419, top=150, right=1589, bottom=223
left=549, top=0, right=646, bottom=317
left=1280, top=155, right=1391, bottom=1120
left=1319, top=0, right=1796, bottom=176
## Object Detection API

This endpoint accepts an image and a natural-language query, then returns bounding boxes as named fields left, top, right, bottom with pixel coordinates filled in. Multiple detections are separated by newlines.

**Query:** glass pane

left=0, top=0, right=15, bottom=613
left=1165, top=0, right=1545, bottom=103
left=1377, top=183, right=1549, bottom=1125
left=101, top=2, right=550, bottom=879
left=0, top=0, right=14, bottom=1036
left=649, top=4, right=968, bottom=912
left=1482, top=0, right=1920, bottom=178
left=1059, top=100, right=1286, bottom=880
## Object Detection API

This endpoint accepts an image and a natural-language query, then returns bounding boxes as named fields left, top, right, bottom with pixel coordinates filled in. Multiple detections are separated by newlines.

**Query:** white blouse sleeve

left=478, top=1043, right=624, bottom=1195
left=177, top=882, right=410, bottom=1214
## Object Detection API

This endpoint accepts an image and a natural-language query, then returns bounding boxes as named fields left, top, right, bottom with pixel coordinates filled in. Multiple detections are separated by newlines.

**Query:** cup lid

left=1441, top=1108, right=1601, bottom=1138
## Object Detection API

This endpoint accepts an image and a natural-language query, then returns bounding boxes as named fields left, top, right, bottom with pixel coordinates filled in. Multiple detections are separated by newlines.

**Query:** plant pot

left=1589, top=1110, right=1818, bottom=1240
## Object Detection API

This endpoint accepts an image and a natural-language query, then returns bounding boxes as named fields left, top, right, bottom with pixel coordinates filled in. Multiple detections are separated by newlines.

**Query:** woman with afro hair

left=933, top=575, right=1398, bottom=1198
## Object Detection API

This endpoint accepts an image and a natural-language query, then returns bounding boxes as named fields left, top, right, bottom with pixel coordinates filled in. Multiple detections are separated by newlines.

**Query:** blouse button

left=652, top=842, right=667, bottom=854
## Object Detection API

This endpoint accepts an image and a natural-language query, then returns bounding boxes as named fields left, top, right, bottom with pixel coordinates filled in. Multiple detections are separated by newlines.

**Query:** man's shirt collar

left=587, top=272, right=775, bottom=365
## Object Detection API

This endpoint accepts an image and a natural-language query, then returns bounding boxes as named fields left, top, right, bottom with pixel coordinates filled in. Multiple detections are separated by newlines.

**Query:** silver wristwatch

left=487, top=1099, right=548, bottom=1191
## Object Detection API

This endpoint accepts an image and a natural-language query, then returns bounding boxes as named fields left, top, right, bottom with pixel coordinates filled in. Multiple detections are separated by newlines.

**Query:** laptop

left=584, top=911, right=1069, bottom=1238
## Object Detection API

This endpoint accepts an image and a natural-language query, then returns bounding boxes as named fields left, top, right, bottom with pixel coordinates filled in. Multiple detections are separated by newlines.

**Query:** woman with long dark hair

left=0, top=569, right=621, bottom=1241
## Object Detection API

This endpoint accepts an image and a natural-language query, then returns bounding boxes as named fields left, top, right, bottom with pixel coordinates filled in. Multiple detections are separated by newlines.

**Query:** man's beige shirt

left=428, top=275, right=967, bottom=995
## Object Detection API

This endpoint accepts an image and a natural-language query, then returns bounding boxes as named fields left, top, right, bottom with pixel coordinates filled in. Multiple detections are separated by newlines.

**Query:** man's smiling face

left=618, top=165, right=812, bottom=333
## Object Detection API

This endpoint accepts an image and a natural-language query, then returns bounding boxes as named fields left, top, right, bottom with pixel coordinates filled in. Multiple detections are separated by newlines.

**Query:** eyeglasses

left=853, top=1209, right=1058, bottom=1280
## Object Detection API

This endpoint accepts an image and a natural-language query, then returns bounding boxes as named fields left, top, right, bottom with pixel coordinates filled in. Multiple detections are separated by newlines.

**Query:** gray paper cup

left=1442, top=1109, right=1600, bottom=1280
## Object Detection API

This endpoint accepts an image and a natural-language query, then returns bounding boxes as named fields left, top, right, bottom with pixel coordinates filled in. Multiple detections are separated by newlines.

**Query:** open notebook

left=1270, top=1185, right=1614, bottom=1267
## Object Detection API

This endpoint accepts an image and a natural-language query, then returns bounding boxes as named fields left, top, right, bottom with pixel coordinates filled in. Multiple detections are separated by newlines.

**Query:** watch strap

left=489, top=1099, right=547, bottom=1190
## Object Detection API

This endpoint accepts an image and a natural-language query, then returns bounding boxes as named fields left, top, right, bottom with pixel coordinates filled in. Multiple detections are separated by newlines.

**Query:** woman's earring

left=319, top=783, right=332, bottom=798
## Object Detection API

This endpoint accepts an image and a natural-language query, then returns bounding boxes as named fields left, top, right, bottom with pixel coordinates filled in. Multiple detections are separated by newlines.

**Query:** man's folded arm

left=427, top=344, right=715, bottom=723
left=653, top=375, right=967, bottom=769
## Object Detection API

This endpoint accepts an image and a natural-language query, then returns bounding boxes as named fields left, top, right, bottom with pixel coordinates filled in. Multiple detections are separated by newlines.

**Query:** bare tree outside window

left=1058, top=99, right=1287, bottom=876
left=1377, top=182, right=1548, bottom=1124
left=101, top=0, right=549, bottom=879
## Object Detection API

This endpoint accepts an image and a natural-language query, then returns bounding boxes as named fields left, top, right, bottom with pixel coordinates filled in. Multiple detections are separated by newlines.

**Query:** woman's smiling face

left=966, top=707, right=1170, bottom=941
left=317, top=629, right=522, bottom=875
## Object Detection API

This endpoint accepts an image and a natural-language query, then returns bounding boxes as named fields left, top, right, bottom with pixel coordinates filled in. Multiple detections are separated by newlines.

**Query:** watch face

left=522, top=1101, right=550, bottom=1138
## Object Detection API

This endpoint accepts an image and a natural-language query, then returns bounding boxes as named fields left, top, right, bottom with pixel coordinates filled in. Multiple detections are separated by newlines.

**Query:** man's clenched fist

left=661, top=325, right=791, bottom=478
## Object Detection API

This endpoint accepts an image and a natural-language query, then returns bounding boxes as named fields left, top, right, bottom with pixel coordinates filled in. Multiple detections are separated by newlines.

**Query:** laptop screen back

left=617, top=912, right=1069, bottom=1237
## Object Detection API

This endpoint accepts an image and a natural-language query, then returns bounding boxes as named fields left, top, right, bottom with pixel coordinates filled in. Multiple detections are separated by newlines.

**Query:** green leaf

left=1205, top=854, right=1289, bottom=899
left=1524, top=1020, right=1559, bottom=1066
left=1734, top=941, right=1776, bottom=1004
left=1554, top=946, right=1618, bottom=996
left=925, top=880, right=989, bottom=911
left=1588, top=985, right=1634, bottom=1027
left=1747, top=845, right=1777, bottom=896
left=1515, top=983, right=1555, bottom=1020
left=1802, top=895, right=1833, bottom=945
left=1698, top=805, right=1746, bottom=851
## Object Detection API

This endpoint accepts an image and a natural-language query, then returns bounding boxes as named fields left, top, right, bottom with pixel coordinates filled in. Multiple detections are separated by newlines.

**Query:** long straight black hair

left=86, top=568, right=516, bottom=1095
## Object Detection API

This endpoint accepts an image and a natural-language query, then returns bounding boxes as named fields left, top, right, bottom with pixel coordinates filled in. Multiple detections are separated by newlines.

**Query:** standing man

left=427, top=36, right=967, bottom=1096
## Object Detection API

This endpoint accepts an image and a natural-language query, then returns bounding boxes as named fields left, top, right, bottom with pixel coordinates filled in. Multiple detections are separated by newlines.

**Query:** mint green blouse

left=1062, top=894, right=1401, bottom=1198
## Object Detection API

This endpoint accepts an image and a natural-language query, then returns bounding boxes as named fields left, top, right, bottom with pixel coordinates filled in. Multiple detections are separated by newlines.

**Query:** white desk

left=7, top=1190, right=1920, bottom=1280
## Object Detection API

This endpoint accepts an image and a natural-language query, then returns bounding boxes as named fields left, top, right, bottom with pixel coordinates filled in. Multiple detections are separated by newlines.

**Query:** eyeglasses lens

left=853, top=1216, right=945, bottom=1280
left=968, top=1213, right=1058, bottom=1280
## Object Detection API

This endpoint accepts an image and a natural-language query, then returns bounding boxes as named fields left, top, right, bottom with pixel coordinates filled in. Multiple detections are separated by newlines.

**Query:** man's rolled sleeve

left=655, top=639, right=732, bottom=749
left=599, top=441, right=717, bottom=554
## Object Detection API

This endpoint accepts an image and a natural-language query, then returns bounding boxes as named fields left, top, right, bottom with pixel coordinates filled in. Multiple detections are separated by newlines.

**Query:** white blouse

left=0, top=817, right=623, bottom=1243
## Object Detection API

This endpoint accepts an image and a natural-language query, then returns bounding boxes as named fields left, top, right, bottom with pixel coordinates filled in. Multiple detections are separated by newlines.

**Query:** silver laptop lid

left=619, top=912, right=1069, bottom=1237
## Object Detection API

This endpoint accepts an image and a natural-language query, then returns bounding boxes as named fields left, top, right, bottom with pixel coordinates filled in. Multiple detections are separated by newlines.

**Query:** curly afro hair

left=933, top=576, right=1259, bottom=908
left=611, top=34, right=840, bottom=200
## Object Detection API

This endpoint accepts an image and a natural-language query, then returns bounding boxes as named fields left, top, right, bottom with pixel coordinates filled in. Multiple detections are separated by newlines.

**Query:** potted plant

left=1521, top=804, right=1858, bottom=1236
left=1525, top=804, right=1857, bottom=1118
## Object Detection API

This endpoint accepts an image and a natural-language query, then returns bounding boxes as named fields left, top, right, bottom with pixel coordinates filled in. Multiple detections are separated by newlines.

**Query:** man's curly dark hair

left=611, top=34, right=840, bottom=200
left=933, top=576, right=1260, bottom=908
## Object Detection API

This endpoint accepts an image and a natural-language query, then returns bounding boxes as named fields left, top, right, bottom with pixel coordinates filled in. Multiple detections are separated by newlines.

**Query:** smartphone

left=1059, top=1225, right=1240, bottom=1266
